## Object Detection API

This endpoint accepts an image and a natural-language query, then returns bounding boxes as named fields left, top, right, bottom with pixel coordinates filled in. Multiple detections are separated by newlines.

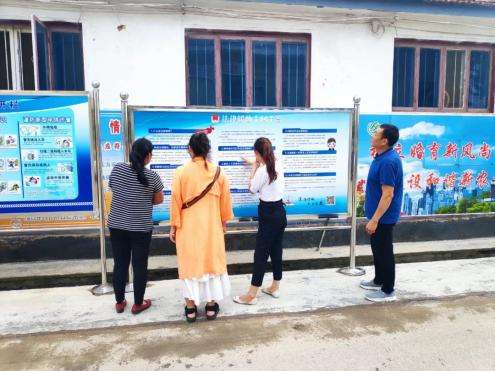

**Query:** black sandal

left=184, top=305, right=197, bottom=323
left=205, top=302, right=220, bottom=321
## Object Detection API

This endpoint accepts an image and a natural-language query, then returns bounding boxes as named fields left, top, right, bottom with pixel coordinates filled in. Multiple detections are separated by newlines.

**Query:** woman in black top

left=108, top=138, right=164, bottom=314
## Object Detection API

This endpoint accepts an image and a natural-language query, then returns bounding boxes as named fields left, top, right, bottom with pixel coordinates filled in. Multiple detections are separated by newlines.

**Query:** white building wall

left=310, top=23, right=394, bottom=112
left=2, top=2, right=495, bottom=111
left=82, top=12, right=186, bottom=109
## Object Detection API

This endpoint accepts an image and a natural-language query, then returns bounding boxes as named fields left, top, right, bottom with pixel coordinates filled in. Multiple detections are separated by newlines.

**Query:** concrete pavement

left=1, top=293, right=494, bottom=370
left=1, top=257, right=494, bottom=336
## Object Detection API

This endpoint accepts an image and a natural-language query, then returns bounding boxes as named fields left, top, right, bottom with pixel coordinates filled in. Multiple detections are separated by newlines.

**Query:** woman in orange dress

left=169, top=132, right=234, bottom=322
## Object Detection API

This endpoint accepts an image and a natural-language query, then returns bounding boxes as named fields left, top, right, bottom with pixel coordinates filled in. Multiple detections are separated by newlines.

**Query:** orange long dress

left=170, top=157, right=234, bottom=304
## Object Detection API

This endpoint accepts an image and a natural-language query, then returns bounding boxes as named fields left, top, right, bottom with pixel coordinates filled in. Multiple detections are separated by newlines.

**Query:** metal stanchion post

left=91, top=82, right=114, bottom=295
left=120, top=92, right=134, bottom=293
left=338, top=97, right=366, bottom=276
left=120, top=92, right=131, bottom=160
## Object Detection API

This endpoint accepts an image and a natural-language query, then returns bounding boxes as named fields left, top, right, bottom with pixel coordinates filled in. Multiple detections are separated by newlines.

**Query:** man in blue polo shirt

left=360, top=124, right=403, bottom=302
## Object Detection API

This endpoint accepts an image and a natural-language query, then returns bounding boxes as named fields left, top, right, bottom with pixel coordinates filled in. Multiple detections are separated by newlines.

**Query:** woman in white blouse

left=234, top=137, right=287, bottom=305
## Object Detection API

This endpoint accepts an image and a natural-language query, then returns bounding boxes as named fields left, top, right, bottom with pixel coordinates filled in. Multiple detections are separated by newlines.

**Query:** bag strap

left=182, top=166, right=221, bottom=210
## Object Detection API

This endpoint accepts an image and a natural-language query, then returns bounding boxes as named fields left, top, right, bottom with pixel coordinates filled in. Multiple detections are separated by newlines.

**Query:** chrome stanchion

left=91, top=81, right=114, bottom=295
left=120, top=92, right=131, bottom=160
left=120, top=92, right=134, bottom=293
left=338, top=97, right=366, bottom=276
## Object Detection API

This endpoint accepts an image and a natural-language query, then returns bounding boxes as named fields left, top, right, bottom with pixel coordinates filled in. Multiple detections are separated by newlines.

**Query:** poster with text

left=100, top=111, right=124, bottom=191
left=132, top=109, right=352, bottom=221
left=358, top=114, right=495, bottom=217
left=0, top=94, right=95, bottom=219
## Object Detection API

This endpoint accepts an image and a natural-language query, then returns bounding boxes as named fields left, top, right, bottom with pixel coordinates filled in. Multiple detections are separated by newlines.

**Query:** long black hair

left=130, top=138, right=153, bottom=186
left=189, top=132, right=211, bottom=169
left=254, top=137, right=277, bottom=184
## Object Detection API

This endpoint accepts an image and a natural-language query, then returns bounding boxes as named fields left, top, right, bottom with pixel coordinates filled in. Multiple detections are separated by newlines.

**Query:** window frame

left=0, top=20, right=84, bottom=91
left=0, top=23, right=32, bottom=90
left=185, top=29, right=311, bottom=108
left=393, top=39, right=494, bottom=113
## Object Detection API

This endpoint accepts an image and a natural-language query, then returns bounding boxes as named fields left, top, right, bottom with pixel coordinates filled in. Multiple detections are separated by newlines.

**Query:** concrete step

left=2, top=214, right=495, bottom=263
left=1, top=237, right=494, bottom=290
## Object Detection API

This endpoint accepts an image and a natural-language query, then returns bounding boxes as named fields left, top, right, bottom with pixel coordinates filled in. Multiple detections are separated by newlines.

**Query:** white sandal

left=233, top=295, right=258, bottom=305
left=262, top=288, right=280, bottom=298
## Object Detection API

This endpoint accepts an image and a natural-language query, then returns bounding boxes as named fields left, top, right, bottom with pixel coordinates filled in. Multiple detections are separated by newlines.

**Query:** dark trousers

left=370, top=223, right=395, bottom=294
left=110, top=228, right=152, bottom=305
left=251, top=200, right=287, bottom=287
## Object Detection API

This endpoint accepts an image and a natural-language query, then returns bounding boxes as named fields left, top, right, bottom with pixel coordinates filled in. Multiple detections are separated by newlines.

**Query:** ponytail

left=130, top=138, right=153, bottom=186
left=254, top=137, right=277, bottom=184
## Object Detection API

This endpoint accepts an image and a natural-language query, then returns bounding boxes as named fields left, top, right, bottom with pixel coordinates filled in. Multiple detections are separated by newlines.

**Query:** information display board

left=0, top=93, right=96, bottom=220
left=358, top=114, right=495, bottom=216
left=131, top=108, right=352, bottom=221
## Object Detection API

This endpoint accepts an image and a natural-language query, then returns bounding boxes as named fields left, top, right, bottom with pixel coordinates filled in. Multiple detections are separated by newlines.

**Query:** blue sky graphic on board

left=358, top=114, right=495, bottom=216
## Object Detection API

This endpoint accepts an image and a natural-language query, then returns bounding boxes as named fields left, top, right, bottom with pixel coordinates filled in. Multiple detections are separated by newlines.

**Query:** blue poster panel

left=99, top=110, right=124, bottom=191
left=132, top=109, right=352, bottom=221
left=358, top=114, right=495, bottom=216
left=0, top=94, right=95, bottom=214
